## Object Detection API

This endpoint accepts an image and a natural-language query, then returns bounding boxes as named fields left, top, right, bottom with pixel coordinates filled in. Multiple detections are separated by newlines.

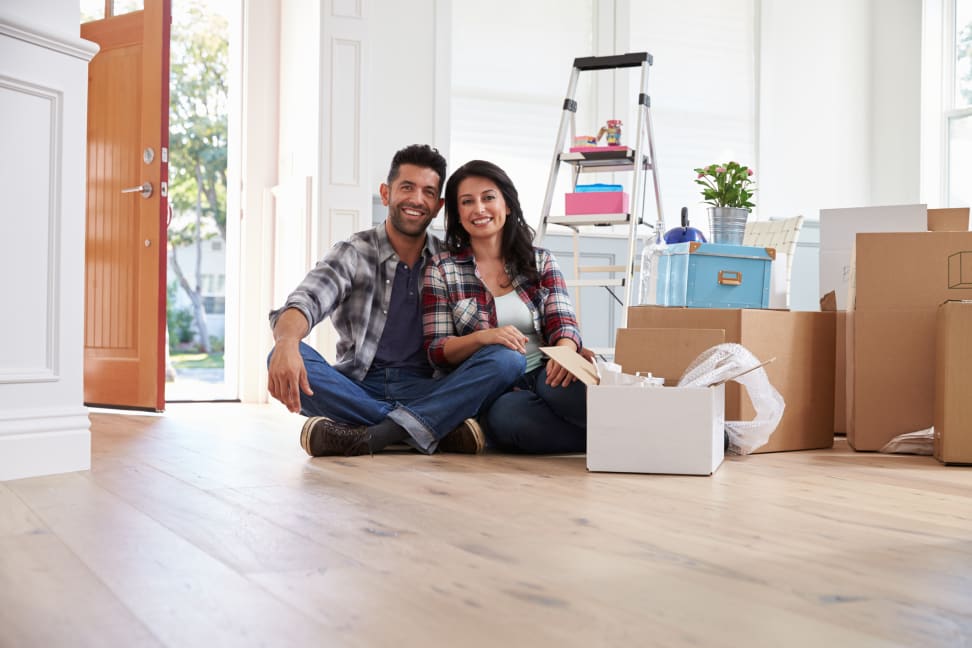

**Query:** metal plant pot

left=707, top=206, right=750, bottom=245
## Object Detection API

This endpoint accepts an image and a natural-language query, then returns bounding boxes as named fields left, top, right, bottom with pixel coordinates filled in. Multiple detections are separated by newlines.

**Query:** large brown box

left=934, top=301, right=972, bottom=465
left=847, top=231, right=972, bottom=450
left=623, top=307, right=835, bottom=453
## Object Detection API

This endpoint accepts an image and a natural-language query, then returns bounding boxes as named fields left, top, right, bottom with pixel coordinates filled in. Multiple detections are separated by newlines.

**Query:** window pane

left=111, top=0, right=143, bottom=16
left=450, top=0, right=595, bottom=227
left=630, top=0, right=756, bottom=231
left=948, top=113, right=972, bottom=206
left=957, top=0, right=972, bottom=107
left=80, top=0, right=105, bottom=22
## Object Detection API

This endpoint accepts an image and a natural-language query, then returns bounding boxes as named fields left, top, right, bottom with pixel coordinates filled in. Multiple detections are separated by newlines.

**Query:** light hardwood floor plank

left=4, top=404, right=972, bottom=647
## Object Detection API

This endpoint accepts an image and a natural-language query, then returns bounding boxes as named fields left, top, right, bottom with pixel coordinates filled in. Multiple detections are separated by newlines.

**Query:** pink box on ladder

left=565, top=192, right=630, bottom=215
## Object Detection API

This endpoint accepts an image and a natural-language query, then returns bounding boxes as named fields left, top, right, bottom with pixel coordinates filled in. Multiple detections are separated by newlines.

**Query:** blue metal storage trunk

left=655, top=242, right=775, bottom=309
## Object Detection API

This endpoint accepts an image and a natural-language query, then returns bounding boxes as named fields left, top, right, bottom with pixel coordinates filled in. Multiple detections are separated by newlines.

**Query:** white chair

left=743, top=215, right=804, bottom=308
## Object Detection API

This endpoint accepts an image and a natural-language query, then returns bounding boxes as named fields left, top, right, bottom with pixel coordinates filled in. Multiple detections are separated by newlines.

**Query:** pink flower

left=715, top=167, right=726, bottom=174
left=747, top=168, right=754, bottom=176
left=697, top=172, right=704, bottom=178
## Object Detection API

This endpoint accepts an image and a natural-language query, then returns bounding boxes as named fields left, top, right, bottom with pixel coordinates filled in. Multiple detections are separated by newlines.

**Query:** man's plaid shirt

left=422, top=247, right=583, bottom=370
left=270, top=224, right=442, bottom=381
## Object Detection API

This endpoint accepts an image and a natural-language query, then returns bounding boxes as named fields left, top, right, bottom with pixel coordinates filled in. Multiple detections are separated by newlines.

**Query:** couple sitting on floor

left=267, top=144, right=591, bottom=457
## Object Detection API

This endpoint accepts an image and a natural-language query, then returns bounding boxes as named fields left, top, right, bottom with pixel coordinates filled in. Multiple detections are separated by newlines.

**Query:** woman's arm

left=423, top=256, right=528, bottom=368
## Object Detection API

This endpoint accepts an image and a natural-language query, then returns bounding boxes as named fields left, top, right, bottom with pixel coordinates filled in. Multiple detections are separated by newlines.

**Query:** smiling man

left=267, top=145, right=525, bottom=457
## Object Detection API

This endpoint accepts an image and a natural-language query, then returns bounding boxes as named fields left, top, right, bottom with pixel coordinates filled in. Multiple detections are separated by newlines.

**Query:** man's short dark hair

left=387, top=144, right=447, bottom=195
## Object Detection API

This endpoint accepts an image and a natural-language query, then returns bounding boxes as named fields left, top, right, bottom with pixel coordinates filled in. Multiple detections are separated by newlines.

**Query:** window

left=450, top=0, right=596, bottom=228
left=449, top=0, right=757, bottom=232
left=948, top=0, right=972, bottom=207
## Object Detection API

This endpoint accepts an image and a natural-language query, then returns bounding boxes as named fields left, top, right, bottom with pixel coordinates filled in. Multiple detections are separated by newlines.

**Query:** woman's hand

left=477, top=325, right=528, bottom=354
left=545, top=338, right=582, bottom=387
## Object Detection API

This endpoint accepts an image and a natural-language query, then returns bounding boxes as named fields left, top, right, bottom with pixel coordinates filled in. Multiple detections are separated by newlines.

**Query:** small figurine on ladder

left=597, top=119, right=623, bottom=146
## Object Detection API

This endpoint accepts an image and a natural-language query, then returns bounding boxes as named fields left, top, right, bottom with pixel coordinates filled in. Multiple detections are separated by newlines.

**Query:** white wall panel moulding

left=0, top=19, right=99, bottom=61
left=0, top=407, right=90, bottom=438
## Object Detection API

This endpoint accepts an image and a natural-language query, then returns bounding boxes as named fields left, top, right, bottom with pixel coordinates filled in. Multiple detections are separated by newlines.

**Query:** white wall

left=368, top=0, right=440, bottom=191
left=0, top=4, right=96, bottom=480
left=758, top=0, right=873, bottom=222
left=869, top=0, right=922, bottom=205
left=758, top=0, right=921, bottom=308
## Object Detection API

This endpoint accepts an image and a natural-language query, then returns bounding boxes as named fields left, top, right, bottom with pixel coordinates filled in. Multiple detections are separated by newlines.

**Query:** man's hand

left=268, top=340, right=312, bottom=413
left=268, top=309, right=314, bottom=413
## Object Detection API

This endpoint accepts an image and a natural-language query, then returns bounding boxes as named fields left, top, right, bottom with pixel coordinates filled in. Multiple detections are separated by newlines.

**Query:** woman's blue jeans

left=483, top=365, right=587, bottom=454
left=271, top=342, right=525, bottom=454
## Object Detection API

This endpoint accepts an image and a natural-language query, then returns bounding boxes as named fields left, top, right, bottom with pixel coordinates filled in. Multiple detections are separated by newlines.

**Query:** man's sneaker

left=300, top=416, right=371, bottom=457
left=437, top=418, right=486, bottom=454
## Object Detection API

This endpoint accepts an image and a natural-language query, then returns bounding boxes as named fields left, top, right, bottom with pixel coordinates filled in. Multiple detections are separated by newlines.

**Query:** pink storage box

left=565, top=191, right=630, bottom=215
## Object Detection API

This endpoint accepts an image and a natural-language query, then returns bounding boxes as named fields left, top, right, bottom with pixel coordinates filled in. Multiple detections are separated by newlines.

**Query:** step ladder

left=534, top=52, right=664, bottom=347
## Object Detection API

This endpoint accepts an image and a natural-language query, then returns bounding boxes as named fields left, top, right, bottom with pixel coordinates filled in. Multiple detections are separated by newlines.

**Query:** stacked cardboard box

left=623, top=307, right=835, bottom=453
left=934, top=301, right=972, bottom=465
left=846, top=231, right=972, bottom=450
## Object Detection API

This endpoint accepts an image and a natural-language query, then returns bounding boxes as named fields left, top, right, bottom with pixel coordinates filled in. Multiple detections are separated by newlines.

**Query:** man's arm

left=268, top=308, right=313, bottom=413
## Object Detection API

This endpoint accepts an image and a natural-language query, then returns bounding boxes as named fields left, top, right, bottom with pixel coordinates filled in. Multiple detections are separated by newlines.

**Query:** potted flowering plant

left=693, top=161, right=756, bottom=244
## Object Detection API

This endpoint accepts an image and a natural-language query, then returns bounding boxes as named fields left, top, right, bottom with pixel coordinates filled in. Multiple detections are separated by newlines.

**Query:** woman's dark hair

left=387, top=144, right=447, bottom=195
left=443, top=160, right=539, bottom=286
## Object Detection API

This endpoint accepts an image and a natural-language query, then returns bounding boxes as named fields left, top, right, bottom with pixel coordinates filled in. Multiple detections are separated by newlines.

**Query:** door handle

left=121, top=182, right=153, bottom=198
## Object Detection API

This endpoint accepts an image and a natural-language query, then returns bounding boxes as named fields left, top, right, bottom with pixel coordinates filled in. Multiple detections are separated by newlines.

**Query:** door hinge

left=161, top=147, right=168, bottom=163
left=160, top=181, right=168, bottom=197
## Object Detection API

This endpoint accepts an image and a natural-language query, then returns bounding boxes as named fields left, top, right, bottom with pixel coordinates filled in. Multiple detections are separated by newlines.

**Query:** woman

left=423, top=160, right=591, bottom=453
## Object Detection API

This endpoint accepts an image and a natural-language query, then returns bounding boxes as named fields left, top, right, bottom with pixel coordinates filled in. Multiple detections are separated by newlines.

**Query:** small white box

left=586, top=383, right=725, bottom=475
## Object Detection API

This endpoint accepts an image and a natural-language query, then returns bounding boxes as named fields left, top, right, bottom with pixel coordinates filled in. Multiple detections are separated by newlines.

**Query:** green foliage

left=170, top=352, right=224, bottom=369
left=169, top=1, right=228, bottom=239
left=693, top=161, right=756, bottom=210
left=168, top=306, right=196, bottom=345
left=166, top=282, right=196, bottom=346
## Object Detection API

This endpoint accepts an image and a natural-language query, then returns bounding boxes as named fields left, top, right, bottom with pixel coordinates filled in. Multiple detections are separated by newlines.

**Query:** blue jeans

left=271, top=342, right=525, bottom=454
left=483, top=366, right=587, bottom=454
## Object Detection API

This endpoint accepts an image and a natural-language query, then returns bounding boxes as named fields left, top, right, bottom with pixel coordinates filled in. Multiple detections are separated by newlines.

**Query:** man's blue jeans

left=273, top=342, right=525, bottom=453
left=483, top=365, right=587, bottom=454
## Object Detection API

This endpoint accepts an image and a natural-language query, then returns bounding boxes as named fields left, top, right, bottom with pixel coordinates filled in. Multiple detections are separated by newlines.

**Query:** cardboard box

left=540, top=345, right=725, bottom=475
left=834, top=310, right=847, bottom=435
left=847, top=231, right=972, bottom=450
left=565, top=191, right=629, bottom=215
left=928, top=207, right=970, bottom=232
left=934, top=301, right=972, bottom=465
left=587, top=383, right=725, bottom=475
left=623, top=307, right=835, bottom=453
left=819, top=204, right=927, bottom=309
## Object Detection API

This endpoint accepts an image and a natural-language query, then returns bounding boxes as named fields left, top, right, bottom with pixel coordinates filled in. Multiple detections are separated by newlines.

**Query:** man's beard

left=388, top=203, right=433, bottom=238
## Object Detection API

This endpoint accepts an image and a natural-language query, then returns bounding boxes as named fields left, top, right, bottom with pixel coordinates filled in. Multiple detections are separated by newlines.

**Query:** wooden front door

left=81, top=0, right=170, bottom=411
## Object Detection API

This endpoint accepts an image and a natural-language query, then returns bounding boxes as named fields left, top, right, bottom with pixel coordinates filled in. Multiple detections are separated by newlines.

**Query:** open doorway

left=164, top=0, right=241, bottom=402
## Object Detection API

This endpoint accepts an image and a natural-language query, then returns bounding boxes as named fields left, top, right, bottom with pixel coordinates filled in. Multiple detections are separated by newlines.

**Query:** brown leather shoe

left=437, top=418, right=486, bottom=454
left=300, top=416, right=371, bottom=457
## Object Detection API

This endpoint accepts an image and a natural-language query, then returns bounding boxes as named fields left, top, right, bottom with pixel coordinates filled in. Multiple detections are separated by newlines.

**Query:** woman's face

left=455, top=176, right=509, bottom=243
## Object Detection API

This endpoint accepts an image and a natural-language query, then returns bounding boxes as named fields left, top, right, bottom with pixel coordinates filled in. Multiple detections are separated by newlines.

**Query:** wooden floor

left=2, top=404, right=972, bottom=647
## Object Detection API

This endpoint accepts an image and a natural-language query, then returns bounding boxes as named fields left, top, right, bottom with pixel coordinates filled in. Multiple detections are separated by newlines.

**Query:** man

left=268, top=144, right=525, bottom=457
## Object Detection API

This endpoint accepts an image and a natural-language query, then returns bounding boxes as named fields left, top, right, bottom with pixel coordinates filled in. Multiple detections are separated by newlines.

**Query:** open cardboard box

left=541, top=346, right=725, bottom=476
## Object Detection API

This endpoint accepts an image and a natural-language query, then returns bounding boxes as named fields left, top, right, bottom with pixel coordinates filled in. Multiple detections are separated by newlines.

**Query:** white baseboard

left=0, top=408, right=90, bottom=481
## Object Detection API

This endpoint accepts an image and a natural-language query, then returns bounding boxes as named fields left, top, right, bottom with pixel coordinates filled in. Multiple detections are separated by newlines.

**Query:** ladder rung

left=546, top=213, right=631, bottom=227
left=566, top=278, right=625, bottom=288
left=573, top=52, right=651, bottom=71
left=578, top=265, right=627, bottom=273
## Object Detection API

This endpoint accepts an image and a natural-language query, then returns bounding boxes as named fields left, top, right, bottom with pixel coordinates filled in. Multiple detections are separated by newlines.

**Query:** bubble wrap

left=677, top=343, right=785, bottom=455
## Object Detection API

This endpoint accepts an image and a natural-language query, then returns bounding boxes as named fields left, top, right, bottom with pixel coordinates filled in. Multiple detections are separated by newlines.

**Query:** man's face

left=380, top=164, right=444, bottom=238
